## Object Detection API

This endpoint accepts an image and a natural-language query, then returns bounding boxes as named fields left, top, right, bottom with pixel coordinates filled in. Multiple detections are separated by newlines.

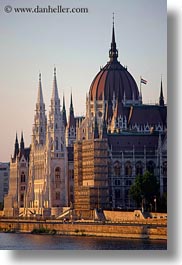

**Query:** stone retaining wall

left=0, top=219, right=167, bottom=240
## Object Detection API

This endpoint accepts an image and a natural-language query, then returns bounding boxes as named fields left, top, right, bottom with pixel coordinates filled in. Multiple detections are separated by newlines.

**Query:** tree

left=129, top=171, right=160, bottom=210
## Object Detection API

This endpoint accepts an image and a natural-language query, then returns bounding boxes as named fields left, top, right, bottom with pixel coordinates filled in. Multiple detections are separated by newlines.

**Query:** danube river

left=0, top=233, right=167, bottom=250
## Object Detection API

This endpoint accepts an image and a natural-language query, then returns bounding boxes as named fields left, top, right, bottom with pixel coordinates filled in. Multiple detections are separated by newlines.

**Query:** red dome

left=89, top=60, right=139, bottom=102
left=89, top=23, right=139, bottom=102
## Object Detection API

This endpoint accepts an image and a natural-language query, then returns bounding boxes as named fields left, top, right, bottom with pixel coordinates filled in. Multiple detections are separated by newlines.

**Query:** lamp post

left=141, top=195, right=144, bottom=213
left=154, top=196, right=157, bottom=212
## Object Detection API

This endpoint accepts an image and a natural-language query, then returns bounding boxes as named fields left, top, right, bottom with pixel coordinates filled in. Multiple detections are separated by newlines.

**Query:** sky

left=0, top=0, right=167, bottom=162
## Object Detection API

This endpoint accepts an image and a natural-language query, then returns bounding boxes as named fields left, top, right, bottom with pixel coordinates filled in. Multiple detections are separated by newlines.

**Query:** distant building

left=0, top=162, right=10, bottom=208
left=4, top=21, right=167, bottom=218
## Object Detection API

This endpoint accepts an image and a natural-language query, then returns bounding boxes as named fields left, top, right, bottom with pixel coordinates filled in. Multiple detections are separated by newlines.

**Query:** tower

left=47, top=67, right=68, bottom=212
left=32, top=73, right=47, bottom=146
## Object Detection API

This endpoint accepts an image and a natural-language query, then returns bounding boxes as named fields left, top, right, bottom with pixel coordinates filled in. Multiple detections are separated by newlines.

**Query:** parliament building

left=4, top=22, right=167, bottom=218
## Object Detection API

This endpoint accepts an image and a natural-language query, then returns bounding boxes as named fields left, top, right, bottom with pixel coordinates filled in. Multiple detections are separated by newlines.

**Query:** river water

left=0, top=233, right=167, bottom=250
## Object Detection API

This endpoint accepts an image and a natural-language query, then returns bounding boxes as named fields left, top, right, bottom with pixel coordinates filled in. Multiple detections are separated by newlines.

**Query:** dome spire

left=109, top=13, right=118, bottom=62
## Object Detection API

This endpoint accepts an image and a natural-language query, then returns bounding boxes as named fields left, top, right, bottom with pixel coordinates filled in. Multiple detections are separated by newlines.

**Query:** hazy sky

left=0, top=0, right=167, bottom=162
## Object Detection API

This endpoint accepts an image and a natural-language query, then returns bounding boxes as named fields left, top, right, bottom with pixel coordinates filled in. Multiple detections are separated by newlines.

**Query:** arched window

left=125, top=161, right=132, bottom=177
left=114, top=161, right=121, bottom=177
left=55, top=191, right=60, bottom=200
left=147, top=161, right=155, bottom=175
left=135, top=161, right=143, bottom=176
left=51, top=137, right=53, bottom=150
left=55, top=167, right=61, bottom=181
left=21, top=172, right=26, bottom=183
left=56, top=137, right=59, bottom=150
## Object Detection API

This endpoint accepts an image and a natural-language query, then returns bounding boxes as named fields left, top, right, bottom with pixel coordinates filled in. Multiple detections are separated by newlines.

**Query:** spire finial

left=109, top=13, right=118, bottom=62
left=37, top=72, right=44, bottom=104
left=54, top=66, right=56, bottom=77
left=112, top=12, right=115, bottom=26
left=70, top=91, right=74, bottom=112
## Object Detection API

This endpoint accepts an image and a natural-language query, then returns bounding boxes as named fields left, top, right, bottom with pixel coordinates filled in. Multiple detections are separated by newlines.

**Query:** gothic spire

left=159, top=77, right=164, bottom=106
left=13, top=132, right=19, bottom=159
left=62, top=94, right=67, bottom=127
left=51, top=67, right=59, bottom=101
left=109, top=13, right=118, bottom=62
left=67, top=93, right=75, bottom=128
left=70, top=92, right=74, bottom=113
left=37, top=73, right=44, bottom=104
left=20, top=131, right=25, bottom=151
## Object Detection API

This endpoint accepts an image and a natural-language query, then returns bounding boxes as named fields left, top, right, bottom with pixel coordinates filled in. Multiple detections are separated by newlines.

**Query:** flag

left=141, top=78, right=147, bottom=85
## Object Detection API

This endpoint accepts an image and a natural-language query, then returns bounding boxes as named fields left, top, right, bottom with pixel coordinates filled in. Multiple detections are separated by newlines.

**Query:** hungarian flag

left=141, top=78, right=147, bottom=85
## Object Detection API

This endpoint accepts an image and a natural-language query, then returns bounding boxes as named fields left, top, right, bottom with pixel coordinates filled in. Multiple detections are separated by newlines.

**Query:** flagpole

left=140, top=76, right=142, bottom=95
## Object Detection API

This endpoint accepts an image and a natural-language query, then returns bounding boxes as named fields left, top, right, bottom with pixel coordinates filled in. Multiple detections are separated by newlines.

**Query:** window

left=20, top=194, right=24, bottom=202
left=69, top=169, right=74, bottom=179
left=56, top=137, right=59, bottom=150
left=55, top=191, right=60, bottom=200
left=115, top=179, right=120, bottom=186
left=98, top=111, right=102, bottom=117
left=147, top=161, right=155, bottom=175
left=55, top=167, right=61, bottom=181
left=115, top=189, right=121, bottom=199
left=114, top=161, right=121, bottom=177
left=125, top=161, right=132, bottom=176
left=51, top=138, right=53, bottom=150
left=135, top=161, right=143, bottom=176
left=21, top=172, right=26, bottom=182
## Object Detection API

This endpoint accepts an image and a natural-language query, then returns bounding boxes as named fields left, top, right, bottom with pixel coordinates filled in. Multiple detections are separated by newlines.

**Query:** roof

left=128, top=105, right=167, bottom=126
left=108, top=133, right=163, bottom=151
left=89, top=61, right=139, bottom=102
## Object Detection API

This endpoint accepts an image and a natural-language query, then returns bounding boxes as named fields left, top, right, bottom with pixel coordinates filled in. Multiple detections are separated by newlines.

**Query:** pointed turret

left=13, top=132, right=19, bottom=159
left=159, top=78, right=164, bottom=106
left=66, top=93, right=76, bottom=147
left=51, top=67, right=59, bottom=102
left=37, top=73, right=44, bottom=105
left=20, top=131, right=25, bottom=151
left=109, top=13, right=118, bottom=62
left=62, top=94, right=67, bottom=127
left=67, top=92, right=76, bottom=129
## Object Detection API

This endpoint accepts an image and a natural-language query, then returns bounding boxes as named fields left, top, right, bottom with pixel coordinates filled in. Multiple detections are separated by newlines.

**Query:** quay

left=0, top=215, right=167, bottom=240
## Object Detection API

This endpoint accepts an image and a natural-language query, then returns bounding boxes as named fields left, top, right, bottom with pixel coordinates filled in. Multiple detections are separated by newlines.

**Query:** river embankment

left=0, top=218, right=167, bottom=240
